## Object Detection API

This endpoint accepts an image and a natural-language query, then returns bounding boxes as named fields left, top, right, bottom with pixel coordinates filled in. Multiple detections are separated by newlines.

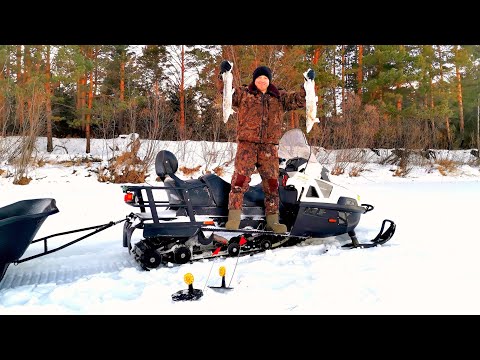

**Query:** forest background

left=1, top=45, right=480, bottom=184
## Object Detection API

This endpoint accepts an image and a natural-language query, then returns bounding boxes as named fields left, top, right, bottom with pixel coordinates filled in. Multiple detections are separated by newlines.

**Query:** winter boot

left=225, top=209, right=242, bottom=230
left=265, top=213, right=287, bottom=234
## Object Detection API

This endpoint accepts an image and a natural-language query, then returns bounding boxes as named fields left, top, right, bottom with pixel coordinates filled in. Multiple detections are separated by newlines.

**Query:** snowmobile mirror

left=321, top=167, right=331, bottom=182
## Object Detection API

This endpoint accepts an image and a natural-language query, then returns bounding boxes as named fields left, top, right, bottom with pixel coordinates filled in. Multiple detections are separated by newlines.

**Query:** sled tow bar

left=15, top=218, right=127, bottom=264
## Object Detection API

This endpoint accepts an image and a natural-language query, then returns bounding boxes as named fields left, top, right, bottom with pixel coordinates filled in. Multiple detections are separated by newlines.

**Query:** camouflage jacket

left=221, top=81, right=307, bottom=144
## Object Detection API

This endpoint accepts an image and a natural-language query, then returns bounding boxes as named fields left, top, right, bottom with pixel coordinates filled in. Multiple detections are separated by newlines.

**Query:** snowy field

left=1, top=136, right=479, bottom=314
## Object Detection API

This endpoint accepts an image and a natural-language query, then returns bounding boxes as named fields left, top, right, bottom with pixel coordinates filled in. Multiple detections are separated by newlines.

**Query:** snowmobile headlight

left=219, top=266, right=226, bottom=277
left=184, top=273, right=194, bottom=285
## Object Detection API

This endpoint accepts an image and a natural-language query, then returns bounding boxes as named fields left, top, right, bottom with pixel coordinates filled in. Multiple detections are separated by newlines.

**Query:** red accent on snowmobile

left=239, top=236, right=247, bottom=246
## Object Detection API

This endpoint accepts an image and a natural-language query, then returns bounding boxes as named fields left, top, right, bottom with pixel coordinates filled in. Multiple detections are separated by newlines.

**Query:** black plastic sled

left=0, top=199, right=59, bottom=282
left=0, top=198, right=125, bottom=283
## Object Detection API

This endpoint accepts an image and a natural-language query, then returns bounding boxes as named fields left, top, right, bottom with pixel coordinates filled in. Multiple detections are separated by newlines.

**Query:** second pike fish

left=222, top=61, right=235, bottom=123
left=303, top=69, right=319, bottom=133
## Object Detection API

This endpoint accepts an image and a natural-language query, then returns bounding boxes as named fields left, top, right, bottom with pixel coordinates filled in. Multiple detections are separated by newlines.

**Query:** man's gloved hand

left=220, top=60, right=232, bottom=74
left=306, top=69, right=315, bottom=80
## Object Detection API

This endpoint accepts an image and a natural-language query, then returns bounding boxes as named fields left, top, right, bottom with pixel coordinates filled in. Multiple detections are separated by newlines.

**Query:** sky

left=1, top=134, right=480, bottom=315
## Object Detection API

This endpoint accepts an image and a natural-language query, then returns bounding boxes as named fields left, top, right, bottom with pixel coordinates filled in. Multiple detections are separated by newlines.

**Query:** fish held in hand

left=222, top=61, right=235, bottom=123
left=303, top=69, right=319, bottom=133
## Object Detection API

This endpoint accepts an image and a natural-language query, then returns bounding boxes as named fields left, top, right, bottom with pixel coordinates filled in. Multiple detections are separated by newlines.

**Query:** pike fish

left=303, top=69, right=319, bottom=133
left=222, top=61, right=235, bottom=123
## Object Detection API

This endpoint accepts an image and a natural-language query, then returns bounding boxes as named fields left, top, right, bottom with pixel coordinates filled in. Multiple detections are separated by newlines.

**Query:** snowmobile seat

left=201, top=173, right=265, bottom=207
left=199, top=173, right=230, bottom=207
left=243, top=183, right=265, bottom=207
left=279, top=185, right=298, bottom=205
left=164, top=176, right=213, bottom=207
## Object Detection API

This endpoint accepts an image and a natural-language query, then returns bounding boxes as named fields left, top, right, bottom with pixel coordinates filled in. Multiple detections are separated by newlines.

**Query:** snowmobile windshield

left=278, top=128, right=318, bottom=165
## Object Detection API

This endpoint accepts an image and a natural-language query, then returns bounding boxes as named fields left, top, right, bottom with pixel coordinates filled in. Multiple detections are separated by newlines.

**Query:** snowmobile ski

left=342, top=219, right=396, bottom=249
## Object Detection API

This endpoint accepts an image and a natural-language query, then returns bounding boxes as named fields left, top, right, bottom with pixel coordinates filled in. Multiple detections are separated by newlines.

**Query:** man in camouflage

left=219, top=61, right=315, bottom=233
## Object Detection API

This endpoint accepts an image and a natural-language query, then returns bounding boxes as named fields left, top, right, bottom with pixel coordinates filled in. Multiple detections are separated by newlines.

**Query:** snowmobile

left=121, top=128, right=396, bottom=270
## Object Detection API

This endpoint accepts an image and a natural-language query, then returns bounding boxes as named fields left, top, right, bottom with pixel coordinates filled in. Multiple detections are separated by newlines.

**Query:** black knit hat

left=252, top=65, right=272, bottom=83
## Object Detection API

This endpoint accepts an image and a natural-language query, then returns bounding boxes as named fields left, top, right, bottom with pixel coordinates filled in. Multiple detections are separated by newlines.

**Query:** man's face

left=254, top=75, right=269, bottom=93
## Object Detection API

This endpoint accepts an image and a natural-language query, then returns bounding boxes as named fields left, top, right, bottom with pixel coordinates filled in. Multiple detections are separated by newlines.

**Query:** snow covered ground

left=0, top=136, right=479, bottom=314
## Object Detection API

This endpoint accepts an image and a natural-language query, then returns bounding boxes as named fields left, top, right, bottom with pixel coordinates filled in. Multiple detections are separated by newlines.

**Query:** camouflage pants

left=228, top=141, right=279, bottom=215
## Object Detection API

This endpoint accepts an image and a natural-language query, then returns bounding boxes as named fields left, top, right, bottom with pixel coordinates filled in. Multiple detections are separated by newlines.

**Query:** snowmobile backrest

left=155, top=150, right=178, bottom=181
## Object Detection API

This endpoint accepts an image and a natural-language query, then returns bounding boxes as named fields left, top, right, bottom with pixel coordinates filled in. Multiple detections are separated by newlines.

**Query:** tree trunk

left=341, top=45, right=345, bottom=113
left=76, top=78, right=81, bottom=126
left=357, top=45, right=363, bottom=95
left=86, top=47, right=94, bottom=154
left=477, top=97, right=479, bottom=150
left=0, top=92, right=3, bottom=131
left=0, top=57, right=4, bottom=131
left=4, top=46, right=10, bottom=78
left=332, top=47, right=337, bottom=116
left=79, top=75, right=86, bottom=131
left=118, top=52, right=126, bottom=134
left=396, top=90, right=402, bottom=111
left=289, top=111, right=299, bottom=129
left=16, top=45, right=24, bottom=127
left=120, top=58, right=125, bottom=102
left=94, top=46, right=99, bottom=96
left=23, top=46, right=32, bottom=128
left=455, top=47, right=464, bottom=146
left=179, top=45, right=186, bottom=140
left=313, top=46, right=321, bottom=65
left=429, top=70, right=436, bottom=147
left=312, top=46, right=322, bottom=113
left=45, top=45, right=53, bottom=152
left=0, top=47, right=12, bottom=131
left=437, top=46, right=451, bottom=148
left=154, top=81, right=160, bottom=133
